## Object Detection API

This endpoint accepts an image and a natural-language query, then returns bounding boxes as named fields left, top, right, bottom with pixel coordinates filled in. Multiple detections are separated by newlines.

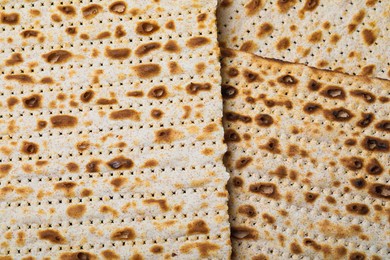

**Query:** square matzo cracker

left=0, top=0, right=231, bottom=259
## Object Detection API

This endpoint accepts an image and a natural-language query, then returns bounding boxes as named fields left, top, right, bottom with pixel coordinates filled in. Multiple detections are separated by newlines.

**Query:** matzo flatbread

left=0, top=0, right=231, bottom=259
left=221, top=49, right=389, bottom=259
left=218, top=0, right=390, bottom=80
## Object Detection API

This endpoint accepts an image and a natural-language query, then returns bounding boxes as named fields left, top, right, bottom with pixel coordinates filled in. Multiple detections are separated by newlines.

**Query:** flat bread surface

left=221, top=49, right=389, bottom=259
left=218, top=0, right=390, bottom=80
left=0, top=0, right=231, bottom=259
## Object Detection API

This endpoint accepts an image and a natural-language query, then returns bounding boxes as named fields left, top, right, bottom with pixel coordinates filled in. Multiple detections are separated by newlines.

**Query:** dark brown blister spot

left=107, top=156, right=133, bottom=170
left=51, top=14, right=62, bottom=23
left=262, top=213, right=275, bottom=224
left=345, top=139, right=357, bottom=146
left=303, top=238, right=322, bottom=251
left=82, top=4, right=102, bottom=19
left=224, top=129, right=241, bottom=142
left=102, top=250, right=120, bottom=260
left=255, top=114, right=273, bottom=127
left=341, top=156, right=364, bottom=171
left=148, top=86, right=168, bottom=99
left=350, top=178, right=366, bottom=189
left=23, top=94, right=42, bottom=109
left=186, top=37, right=210, bottom=48
left=5, top=74, right=34, bottom=83
left=361, top=29, right=377, bottom=45
left=165, top=20, right=175, bottom=30
left=96, top=98, right=117, bottom=105
left=151, top=109, right=163, bottom=119
left=21, top=30, right=39, bottom=38
left=186, top=83, right=211, bottom=95
left=257, top=22, right=274, bottom=38
left=42, top=50, right=72, bottom=64
left=375, top=120, right=390, bottom=132
left=356, top=113, right=374, bottom=128
left=66, top=162, right=79, bottom=173
left=197, top=13, right=207, bottom=22
left=227, top=67, right=239, bottom=77
left=60, top=251, right=96, bottom=260
left=249, top=182, right=280, bottom=200
left=323, top=108, right=354, bottom=122
left=38, top=229, right=66, bottom=244
left=127, top=91, right=144, bottom=97
left=220, top=0, right=233, bottom=7
left=232, top=176, right=244, bottom=187
left=115, top=25, right=126, bottom=38
left=225, top=111, right=252, bottom=123
left=307, top=79, right=322, bottom=91
left=80, top=90, right=94, bottom=103
left=187, top=220, right=210, bottom=235
left=276, top=37, right=290, bottom=51
left=135, top=21, right=160, bottom=35
left=96, top=31, right=111, bottom=39
left=277, top=0, right=298, bottom=13
left=21, top=141, right=39, bottom=155
left=111, top=228, right=136, bottom=240
left=303, top=102, right=322, bottom=114
left=308, top=30, right=322, bottom=43
left=105, top=47, right=131, bottom=60
left=231, top=226, right=259, bottom=240
left=290, top=242, right=302, bottom=254
left=66, top=204, right=86, bottom=219
left=243, top=69, right=261, bottom=83
left=245, top=0, right=263, bottom=16
left=349, top=252, right=366, bottom=260
left=86, top=160, right=100, bottom=173
left=5, top=53, right=23, bottom=66
left=361, top=65, right=375, bottom=76
left=133, top=64, right=161, bottom=78
left=366, top=0, right=378, bottom=7
left=346, top=203, right=369, bottom=215
left=305, top=192, right=319, bottom=203
left=7, top=97, right=19, bottom=109
left=150, top=245, right=164, bottom=254
left=0, top=164, right=12, bottom=176
left=278, top=75, right=298, bottom=86
left=238, top=204, right=257, bottom=218
left=40, top=77, right=54, bottom=85
left=144, top=199, right=168, bottom=211
left=163, top=40, right=180, bottom=53
left=320, top=86, right=345, bottom=99
left=135, top=42, right=161, bottom=57
left=368, top=183, right=389, bottom=200
left=240, top=41, right=257, bottom=52
left=65, top=27, right=77, bottom=35
left=269, top=166, right=287, bottom=179
left=361, top=136, right=389, bottom=152
left=154, top=128, right=181, bottom=143
left=50, top=115, right=77, bottom=128
left=1, top=13, right=19, bottom=25
left=350, top=90, right=375, bottom=103
left=57, top=5, right=76, bottom=16
left=302, top=0, right=319, bottom=11
left=221, top=84, right=238, bottom=99
left=109, top=1, right=127, bottom=15
left=109, top=109, right=140, bottom=121
left=260, top=138, right=281, bottom=154
left=235, top=157, right=253, bottom=169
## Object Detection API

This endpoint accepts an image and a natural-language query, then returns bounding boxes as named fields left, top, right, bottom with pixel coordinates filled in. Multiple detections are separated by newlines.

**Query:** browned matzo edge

left=218, top=0, right=390, bottom=80
left=221, top=48, right=389, bottom=259
left=0, top=1, right=231, bottom=258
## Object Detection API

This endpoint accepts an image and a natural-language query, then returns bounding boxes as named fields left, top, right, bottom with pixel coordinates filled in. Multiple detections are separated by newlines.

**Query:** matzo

left=221, top=49, right=389, bottom=259
left=0, top=0, right=231, bottom=259
left=218, top=0, right=390, bottom=80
